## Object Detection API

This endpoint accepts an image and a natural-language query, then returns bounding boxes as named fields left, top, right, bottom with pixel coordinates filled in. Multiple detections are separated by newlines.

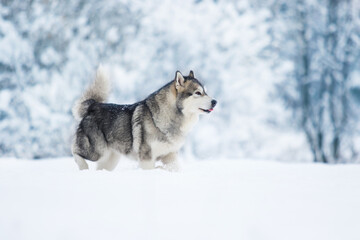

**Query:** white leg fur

left=74, top=154, right=89, bottom=170
left=105, top=151, right=120, bottom=171
left=96, top=151, right=120, bottom=171
left=139, top=159, right=156, bottom=170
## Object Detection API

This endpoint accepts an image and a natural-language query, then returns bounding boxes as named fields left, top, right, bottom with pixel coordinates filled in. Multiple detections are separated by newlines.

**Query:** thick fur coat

left=72, top=67, right=217, bottom=171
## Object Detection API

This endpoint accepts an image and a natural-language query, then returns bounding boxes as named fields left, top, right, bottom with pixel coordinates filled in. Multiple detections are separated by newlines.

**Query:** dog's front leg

left=138, top=144, right=155, bottom=170
left=160, top=152, right=180, bottom=172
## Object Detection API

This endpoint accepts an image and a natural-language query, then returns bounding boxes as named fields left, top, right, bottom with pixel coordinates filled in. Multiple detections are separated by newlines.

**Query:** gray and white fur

left=71, top=66, right=217, bottom=171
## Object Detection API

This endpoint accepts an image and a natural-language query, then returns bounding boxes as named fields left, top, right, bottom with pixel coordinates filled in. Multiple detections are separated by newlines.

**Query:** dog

left=71, top=66, right=217, bottom=171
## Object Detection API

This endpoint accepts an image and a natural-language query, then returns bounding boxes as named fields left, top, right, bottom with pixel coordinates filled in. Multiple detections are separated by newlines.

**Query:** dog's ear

left=189, top=70, right=194, bottom=78
left=175, top=71, right=185, bottom=89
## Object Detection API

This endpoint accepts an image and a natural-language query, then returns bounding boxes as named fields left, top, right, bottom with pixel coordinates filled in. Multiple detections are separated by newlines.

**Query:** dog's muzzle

left=200, top=99, right=217, bottom=113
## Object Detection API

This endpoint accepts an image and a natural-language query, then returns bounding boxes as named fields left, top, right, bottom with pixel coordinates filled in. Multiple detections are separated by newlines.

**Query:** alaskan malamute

left=71, top=66, right=217, bottom=171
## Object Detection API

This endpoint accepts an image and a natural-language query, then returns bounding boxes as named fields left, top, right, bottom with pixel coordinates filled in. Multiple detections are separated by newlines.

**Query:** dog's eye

left=195, top=91, right=202, bottom=96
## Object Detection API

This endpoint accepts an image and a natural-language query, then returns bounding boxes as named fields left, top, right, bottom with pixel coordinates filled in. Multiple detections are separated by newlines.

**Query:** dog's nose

left=211, top=99, right=217, bottom=108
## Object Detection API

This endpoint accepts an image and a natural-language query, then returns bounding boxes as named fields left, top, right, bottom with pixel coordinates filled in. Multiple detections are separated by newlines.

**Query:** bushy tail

left=72, top=65, right=110, bottom=121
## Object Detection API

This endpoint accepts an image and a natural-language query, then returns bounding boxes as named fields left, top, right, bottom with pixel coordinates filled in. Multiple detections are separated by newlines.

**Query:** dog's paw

left=139, top=160, right=156, bottom=170
left=163, top=160, right=181, bottom=172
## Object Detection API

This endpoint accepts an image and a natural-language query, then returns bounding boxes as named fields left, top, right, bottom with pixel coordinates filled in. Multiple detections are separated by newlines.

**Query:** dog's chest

left=149, top=112, right=198, bottom=159
left=150, top=137, right=184, bottom=158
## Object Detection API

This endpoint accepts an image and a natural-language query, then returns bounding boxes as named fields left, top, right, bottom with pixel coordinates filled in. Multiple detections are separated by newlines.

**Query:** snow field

left=1, top=158, right=360, bottom=240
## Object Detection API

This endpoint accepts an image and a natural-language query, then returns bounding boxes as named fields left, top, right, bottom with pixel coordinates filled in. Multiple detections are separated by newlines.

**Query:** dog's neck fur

left=146, top=81, right=199, bottom=138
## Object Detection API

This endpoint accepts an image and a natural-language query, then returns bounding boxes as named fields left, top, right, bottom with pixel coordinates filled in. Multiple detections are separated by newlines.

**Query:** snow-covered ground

left=1, top=158, right=359, bottom=240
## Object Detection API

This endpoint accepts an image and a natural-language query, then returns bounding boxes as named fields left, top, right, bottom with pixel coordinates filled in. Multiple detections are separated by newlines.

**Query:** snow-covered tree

left=0, top=0, right=141, bottom=158
left=267, top=0, right=360, bottom=162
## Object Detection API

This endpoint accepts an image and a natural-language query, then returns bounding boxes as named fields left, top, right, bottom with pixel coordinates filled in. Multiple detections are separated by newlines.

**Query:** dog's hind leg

left=72, top=139, right=89, bottom=170
left=74, top=154, right=89, bottom=170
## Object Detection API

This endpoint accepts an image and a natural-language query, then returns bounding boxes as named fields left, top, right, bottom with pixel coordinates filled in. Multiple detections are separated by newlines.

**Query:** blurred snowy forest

left=0, top=0, right=360, bottom=162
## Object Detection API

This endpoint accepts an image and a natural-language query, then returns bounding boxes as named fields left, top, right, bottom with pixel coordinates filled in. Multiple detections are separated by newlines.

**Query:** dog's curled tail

left=72, top=65, right=110, bottom=121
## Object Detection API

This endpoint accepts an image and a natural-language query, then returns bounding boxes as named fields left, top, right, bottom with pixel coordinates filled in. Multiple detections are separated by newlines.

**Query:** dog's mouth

left=199, top=108, right=214, bottom=113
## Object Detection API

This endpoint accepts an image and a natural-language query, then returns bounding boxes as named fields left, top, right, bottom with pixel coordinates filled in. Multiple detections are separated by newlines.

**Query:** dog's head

left=174, top=71, right=217, bottom=115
